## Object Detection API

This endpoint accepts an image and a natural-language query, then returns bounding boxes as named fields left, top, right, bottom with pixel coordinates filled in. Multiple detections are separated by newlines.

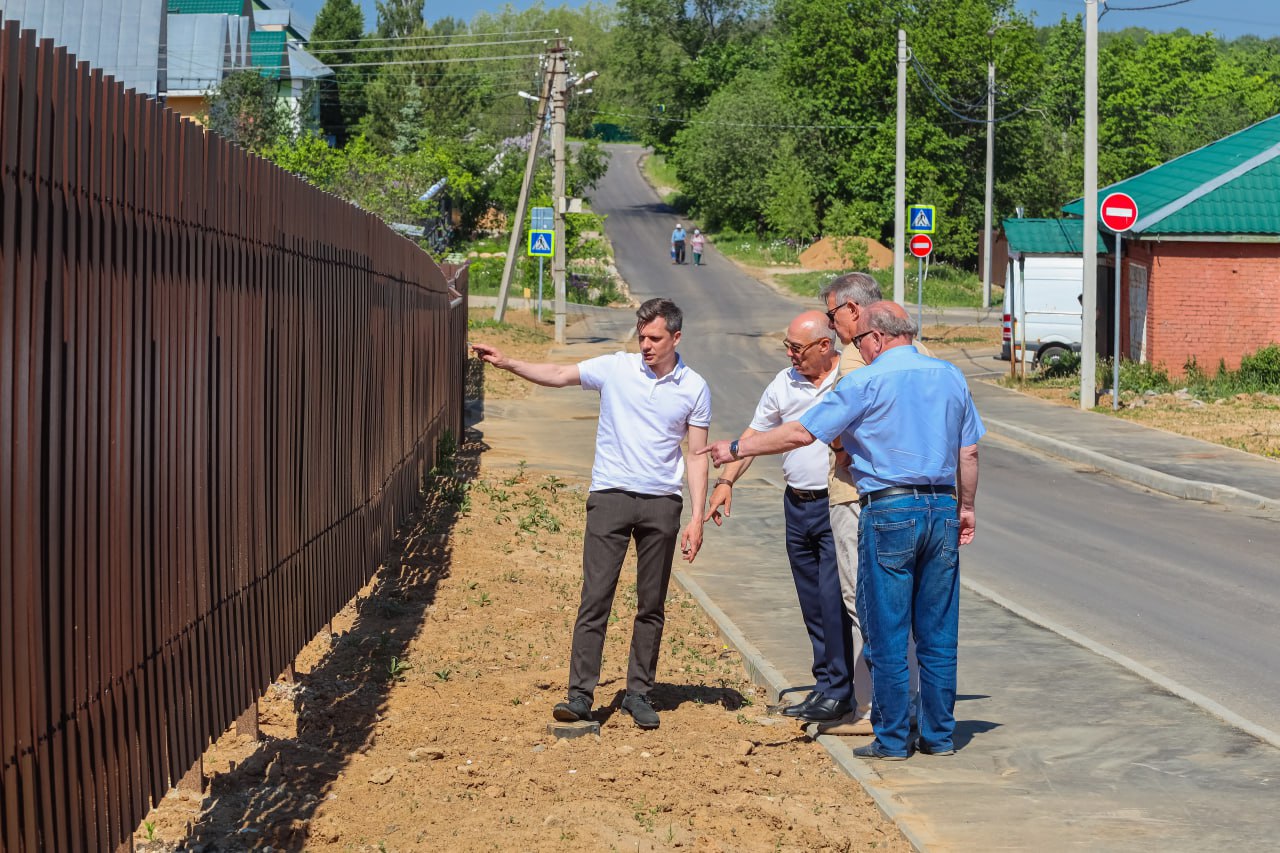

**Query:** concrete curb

left=672, top=568, right=936, bottom=853
left=981, top=418, right=1280, bottom=513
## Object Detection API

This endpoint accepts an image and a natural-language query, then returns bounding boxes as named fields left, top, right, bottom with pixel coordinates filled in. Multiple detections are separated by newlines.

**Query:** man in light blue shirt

left=701, top=301, right=983, bottom=760
left=671, top=223, right=687, bottom=265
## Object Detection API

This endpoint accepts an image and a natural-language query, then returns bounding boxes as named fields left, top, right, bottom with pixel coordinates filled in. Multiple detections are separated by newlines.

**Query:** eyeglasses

left=783, top=339, right=822, bottom=356
left=851, top=329, right=880, bottom=349
left=825, top=302, right=851, bottom=324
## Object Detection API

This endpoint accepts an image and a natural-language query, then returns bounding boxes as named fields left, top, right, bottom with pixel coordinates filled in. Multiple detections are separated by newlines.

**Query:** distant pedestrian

left=691, top=229, right=706, bottom=266
left=672, top=223, right=687, bottom=265
left=700, top=301, right=984, bottom=760
left=703, top=311, right=853, bottom=724
left=472, top=298, right=711, bottom=731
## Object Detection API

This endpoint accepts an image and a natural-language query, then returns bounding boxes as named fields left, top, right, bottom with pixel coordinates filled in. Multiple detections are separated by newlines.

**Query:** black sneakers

left=552, top=696, right=593, bottom=723
left=620, top=692, right=661, bottom=729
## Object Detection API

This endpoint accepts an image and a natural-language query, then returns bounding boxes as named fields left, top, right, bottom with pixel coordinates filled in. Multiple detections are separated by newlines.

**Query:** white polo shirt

left=578, top=352, right=712, bottom=495
left=749, top=362, right=839, bottom=491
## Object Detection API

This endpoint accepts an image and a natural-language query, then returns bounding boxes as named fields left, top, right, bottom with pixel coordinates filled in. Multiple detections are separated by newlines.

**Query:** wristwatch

left=729, top=439, right=741, bottom=459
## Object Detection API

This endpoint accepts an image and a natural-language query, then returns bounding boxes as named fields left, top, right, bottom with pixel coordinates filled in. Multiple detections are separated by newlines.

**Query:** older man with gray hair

left=701, top=301, right=983, bottom=760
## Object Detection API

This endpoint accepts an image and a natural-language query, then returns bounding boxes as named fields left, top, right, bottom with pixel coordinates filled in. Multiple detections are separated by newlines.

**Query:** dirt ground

left=798, top=238, right=893, bottom=272
left=133, top=317, right=911, bottom=853
left=991, top=377, right=1280, bottom=459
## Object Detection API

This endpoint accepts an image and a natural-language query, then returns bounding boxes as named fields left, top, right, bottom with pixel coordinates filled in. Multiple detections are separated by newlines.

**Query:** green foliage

left=204, top=71, right=295, bottom=153
left=763, top=137, right=819, bottom=242
left=671, top=68, right=795, bottom=231
left=310, top=0, right=366, bottom=145
left=1184, top=344, right=1280, bottom=397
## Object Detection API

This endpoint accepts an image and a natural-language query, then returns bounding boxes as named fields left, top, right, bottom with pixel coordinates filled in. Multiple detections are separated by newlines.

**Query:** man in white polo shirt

left=703, top=311, right=854, bottom=724
left=471, top=298, right=710, bottom=730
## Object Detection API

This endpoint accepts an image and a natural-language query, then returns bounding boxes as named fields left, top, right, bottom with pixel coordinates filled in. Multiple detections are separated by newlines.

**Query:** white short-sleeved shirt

left=749, top=363, right=839, bottom=490
left=578, top=352, right=712, bottom=495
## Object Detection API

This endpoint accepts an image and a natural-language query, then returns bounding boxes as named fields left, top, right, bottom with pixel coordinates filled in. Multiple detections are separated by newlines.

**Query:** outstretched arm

left=699, top=421, right=816, bottom=467
left=680, top=425, right=710, bottom=562
left=471, top=343, right=581, bottom=388
left=956, top=443, right=979, bottom=545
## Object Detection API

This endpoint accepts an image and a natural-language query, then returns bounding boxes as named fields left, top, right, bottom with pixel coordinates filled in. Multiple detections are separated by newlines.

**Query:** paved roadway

left=591, top=143, right=1280, bottom=740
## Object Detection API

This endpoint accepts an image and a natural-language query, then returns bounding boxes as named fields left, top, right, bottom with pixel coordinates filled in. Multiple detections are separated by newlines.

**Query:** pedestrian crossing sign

left=907, top=204, right=936, bottom=234
left=527, top=229, right=554, bottom=257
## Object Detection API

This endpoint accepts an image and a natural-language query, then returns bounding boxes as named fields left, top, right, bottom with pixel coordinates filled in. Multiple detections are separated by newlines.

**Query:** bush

left=1238, top=344, right=1280, bottom=392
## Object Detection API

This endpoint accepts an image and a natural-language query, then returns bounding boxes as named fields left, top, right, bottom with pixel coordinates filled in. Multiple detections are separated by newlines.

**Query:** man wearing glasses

left=703, top=310, right=854, bottom=724
left=701, top=301, right=983, bottom=760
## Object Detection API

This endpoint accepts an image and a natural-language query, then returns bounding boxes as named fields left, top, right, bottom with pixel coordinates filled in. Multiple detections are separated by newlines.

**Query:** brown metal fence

left=0, top=23, right=467, bottom=851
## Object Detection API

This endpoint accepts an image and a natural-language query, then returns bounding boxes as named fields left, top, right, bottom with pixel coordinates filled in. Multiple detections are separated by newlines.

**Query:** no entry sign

left=909, top=233, right=933, bottom=258
left=1100, top=192, right=1139, bottom=232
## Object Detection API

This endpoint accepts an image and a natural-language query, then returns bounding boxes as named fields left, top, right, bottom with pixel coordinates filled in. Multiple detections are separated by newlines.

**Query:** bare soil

left=133, top=320, right=911, bottom=853
left=798, top=238, right=893, bottom=272
left=989, top=379, right=1280, bottom=460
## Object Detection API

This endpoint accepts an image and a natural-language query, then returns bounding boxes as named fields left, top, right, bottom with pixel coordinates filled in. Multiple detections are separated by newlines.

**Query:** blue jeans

left=856, top=493, right=960, bottom=756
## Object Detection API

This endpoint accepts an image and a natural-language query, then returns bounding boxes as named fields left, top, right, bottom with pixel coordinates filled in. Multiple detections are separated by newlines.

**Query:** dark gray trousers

left=568, top=489, right=684, bottom=701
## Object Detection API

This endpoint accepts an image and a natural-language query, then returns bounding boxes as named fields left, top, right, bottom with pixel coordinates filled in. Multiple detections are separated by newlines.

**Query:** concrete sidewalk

left=675, top=352, right=1280, bottom=851
left=474, top=311, right=1280, bottom=851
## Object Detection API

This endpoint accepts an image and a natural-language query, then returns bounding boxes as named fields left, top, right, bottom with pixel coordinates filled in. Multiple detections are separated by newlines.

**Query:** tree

left=204, top=70, right=294, bottom=153
left=376, top=0, right=423, bottom=38
left=310, top=0, right=366, bottom=145
left=763, top=137, right=818, bottom=242
left=670, top=68, right=794, bottom=231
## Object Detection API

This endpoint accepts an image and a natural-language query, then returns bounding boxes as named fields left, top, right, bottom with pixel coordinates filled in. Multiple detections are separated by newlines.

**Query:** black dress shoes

left=798, top=697, right=851, bottom=723
left=780, top=691, right=821, bottom=718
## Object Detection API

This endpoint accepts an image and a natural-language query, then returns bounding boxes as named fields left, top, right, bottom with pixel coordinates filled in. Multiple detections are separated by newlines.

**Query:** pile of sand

left=799, top=236, right=893, bottom=271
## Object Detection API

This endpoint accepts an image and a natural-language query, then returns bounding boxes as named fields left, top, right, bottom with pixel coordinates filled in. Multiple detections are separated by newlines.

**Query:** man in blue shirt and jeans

left=701, top=301, right=983, bottom=759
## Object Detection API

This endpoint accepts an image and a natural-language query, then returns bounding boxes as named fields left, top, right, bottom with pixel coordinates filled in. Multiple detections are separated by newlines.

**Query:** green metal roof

left=250, top=30, right=286, bottom=79
left=1003, top=218, right=1108, bottom=255
left=1062, top=114, right=1280, bottom=235
left=168, top=0, right=243, bottom=13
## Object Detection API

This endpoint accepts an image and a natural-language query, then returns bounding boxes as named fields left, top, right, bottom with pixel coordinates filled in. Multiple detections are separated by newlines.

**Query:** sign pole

left=538, top=257, right=544, bottom=322
left=917, top=257, right=924, bottom=335
left=1113, top=233, right=1122, bottom=410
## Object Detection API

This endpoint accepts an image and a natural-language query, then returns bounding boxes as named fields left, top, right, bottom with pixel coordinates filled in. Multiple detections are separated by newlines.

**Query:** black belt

left=785, top=486, right=829, bottom=503
left=858, top=485, right=955, bottom=507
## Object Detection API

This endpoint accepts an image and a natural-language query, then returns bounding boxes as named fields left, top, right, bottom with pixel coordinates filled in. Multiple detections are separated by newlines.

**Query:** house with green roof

left=1062, top=114, right=1280, bottom=375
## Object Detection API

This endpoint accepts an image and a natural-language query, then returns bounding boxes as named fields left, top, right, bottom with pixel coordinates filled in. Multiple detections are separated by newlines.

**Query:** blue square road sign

left=907, top=204, right=936, bottom=234
left=528, top=229, right=554, bottom=257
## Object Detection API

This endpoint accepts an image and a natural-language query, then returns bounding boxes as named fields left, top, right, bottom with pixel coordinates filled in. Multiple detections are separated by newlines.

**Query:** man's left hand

left=958, top=508, right=976, bottom=545
left=680, top=520, right=704, bottom=562
left=699, top=440, right=736, bottom=467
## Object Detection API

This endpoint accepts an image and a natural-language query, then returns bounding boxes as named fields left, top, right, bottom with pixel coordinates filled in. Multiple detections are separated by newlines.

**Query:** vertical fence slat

left=0, top=24, right=467, bottom=851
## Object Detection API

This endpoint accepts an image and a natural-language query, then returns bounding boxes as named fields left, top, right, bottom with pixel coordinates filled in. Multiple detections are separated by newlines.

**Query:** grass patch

left=774, top=265, right=995, bottom=309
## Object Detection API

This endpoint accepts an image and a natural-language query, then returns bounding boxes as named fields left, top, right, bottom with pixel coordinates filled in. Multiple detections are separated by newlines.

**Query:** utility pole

left=493, top=59, right=552, bottom=323
left=550, top=41, right=568, bottom=344
left=982, top=55, right=995, bottom=309
left=1081, top=0, right=1099, bottom=409
left=894, top=29, right=907, bottom=305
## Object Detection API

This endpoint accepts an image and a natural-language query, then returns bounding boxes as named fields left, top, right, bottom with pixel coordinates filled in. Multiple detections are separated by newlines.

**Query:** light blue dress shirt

left=799, top=346, right=985, bottom=493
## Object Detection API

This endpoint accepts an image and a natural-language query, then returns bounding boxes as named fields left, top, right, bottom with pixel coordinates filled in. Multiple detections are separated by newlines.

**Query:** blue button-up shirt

left=799, top=345, right=985, bottom=493
left=672, top=227, right=686, bottom=242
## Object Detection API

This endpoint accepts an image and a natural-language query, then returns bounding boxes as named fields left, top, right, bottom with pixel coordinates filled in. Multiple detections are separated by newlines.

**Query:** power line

left=305, top=37, right=551, bottom=56
left=1103, top=0, right=1198, bottom=11
left=585, top=108, right=884, bottom=131
left=302, top=28, right=561, bottom=47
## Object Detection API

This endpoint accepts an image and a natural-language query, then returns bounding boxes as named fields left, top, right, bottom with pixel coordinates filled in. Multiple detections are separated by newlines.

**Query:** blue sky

left=289, top=0, right=1280, bottom=42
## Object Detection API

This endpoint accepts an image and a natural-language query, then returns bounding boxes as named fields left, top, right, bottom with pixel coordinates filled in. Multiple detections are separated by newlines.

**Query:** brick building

left=1062, top=114, right=1280, bottom=376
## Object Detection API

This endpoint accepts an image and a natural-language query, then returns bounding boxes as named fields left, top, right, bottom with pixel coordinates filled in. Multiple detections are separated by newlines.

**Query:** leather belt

left=858, top=485, right=956, bottom=507
left=785, top=486, right=829, bottom=503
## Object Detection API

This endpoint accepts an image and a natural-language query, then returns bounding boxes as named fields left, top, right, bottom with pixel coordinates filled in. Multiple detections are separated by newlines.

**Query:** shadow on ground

left=179, top=430, right=485, bottom=851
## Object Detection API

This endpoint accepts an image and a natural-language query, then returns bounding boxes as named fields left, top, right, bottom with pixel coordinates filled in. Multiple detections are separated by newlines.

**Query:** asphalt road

left=591, top=143, right=1280, bottom=738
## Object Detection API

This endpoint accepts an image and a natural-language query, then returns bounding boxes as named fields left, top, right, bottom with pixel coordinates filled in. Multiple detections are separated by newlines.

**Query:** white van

left=998, top=218, right=1106, bottom=366
left=1000, top=255, right=1083, bottom=366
